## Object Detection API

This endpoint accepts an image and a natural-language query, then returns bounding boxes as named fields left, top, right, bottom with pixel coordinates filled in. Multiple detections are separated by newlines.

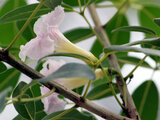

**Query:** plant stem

left=125, top=55, right=148, bottom=80
left=50, top=105, right=77, bottom=120
left=88, top=3, right=140, bottom=119
left=100, top=65, right=124, bottom=109
left=6, top=88, right=55, bottom=103
left=0, top=47, right=132, bottom=120
left=4, top=0, right=46, bottom=51
left=82, top=80, right=92, bottom=98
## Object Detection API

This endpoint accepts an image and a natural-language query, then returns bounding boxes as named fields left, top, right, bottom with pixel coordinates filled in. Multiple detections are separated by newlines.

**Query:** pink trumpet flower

left=19, top=6, right=97, bottom=62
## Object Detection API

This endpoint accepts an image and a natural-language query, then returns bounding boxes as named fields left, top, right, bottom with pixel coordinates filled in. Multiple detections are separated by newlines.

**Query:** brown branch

left=0, top=47, right=133, bottom=120
left=88, top=4, right=140, bottom=120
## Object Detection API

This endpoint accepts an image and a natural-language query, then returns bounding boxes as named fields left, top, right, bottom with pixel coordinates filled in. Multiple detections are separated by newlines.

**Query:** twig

left=88, top=3, right=140, bottom=119
left=0, top=47, right=133, bottom=120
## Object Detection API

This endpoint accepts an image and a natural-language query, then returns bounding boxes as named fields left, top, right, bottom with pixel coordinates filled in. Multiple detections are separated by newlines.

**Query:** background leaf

left=132, top=80, right=159, bottom=120
left=87, top=83, right=119, bottom=100
left=16, top=19, right=36, bottom=41
left=63, top=28, right=94, bottom=43
left=0, top=4, right=51, bottom=24
left=0, top=0, right=27, bottom=57
left=38, top=63, right=96, bottom=83
left=42, top=109, right=97, bottom=120
left=12, top=81, right=36, bottom=120
left=0, top=61, right=7, bottom=73
left=138, top=6, right=160, bottom=36
left=0, top=87, right=11, bottom=113
left=112, top=26, right=156, bottom=36
left=0, top=68, right=20, bottom=96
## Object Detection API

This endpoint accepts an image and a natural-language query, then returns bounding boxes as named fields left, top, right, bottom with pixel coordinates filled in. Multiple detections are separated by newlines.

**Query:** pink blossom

left=19, top=6, right=97, bottom=62
left=40, top=86, right=66, bottom=114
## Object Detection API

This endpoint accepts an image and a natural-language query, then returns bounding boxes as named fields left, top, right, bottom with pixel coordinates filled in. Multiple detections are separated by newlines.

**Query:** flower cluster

left=19, top=6, right=96, bottom=115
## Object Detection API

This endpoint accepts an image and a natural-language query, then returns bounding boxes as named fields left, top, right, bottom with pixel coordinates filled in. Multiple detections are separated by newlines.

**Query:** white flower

left=19, top=6, right=97, bottom=63
left=40, top=86, right=66, bottom=114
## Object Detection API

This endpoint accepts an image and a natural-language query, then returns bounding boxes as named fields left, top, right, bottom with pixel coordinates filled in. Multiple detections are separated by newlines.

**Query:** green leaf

left=123, top=37, right=160, bottom=47
left=43, top=0, right=62, bottom=9
left=138, top=6, right=160, bottom=36
left=132, top=80, right=159, bottom=120
left=0, top=4, right=51, bottom=24
left=134, top=0, right=160, bottom=6
left=0, top=87, right=11, bottom=113
left=62, top=0, right=97, bottom=7
left=87, top=83, right=119, bottom=100
left=39, top=52, right=92, bottom=64
left=117, top=56, right=153, bottom=69
left=154, top=18, right=160, bottom=26
left=31, top=83, right=47, bottom=120
left=64, top=28, right=94, bottom=43
left=38, top=63, right=95, bottom=83
left=0, top=0, right=27, bottom=54
left=104, top=45, right=160, bottom=57
left=106, top=14, right=130, bottom=46
left=12, top=81, right=36, bottom=120
left=16, top=19, right=36, bottom=41
left=90, top=40, right=102, bottom=58
left=13, top=115, right=27, bottom=120
left=0, top=61, right=7, bottom=73
left=0, top=68, right=20, bottom=96
left=112, top=26, right=156, bottom=36
left=42, top=109, right=97, bottom=120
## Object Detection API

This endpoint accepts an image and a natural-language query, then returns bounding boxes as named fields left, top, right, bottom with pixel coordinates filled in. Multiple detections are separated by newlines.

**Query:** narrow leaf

left=0, top=61, right=7, bottom=73
left=38, top=63, right=95, bottom=83
left=87, top=83, right=119, bottom=100
left=39, top=52, right=92, bottom=64
left=124, top=37, right=160, bottom=47
left=13, top=82, right=36, bottom=120
left=63, top=28, right=94, bottom=43
left=132, top=80, right=159, bottom=120
left=138, top=6, right=160, bottom=36
left=0, top=4, right=51, bottom=24
left=112, top=26, right=156, bottom=36
left=0, top=87, right=11, bottom=113
left=104, top=45, right=160, bottom=57
left=117, top=56, right=152, bottom=69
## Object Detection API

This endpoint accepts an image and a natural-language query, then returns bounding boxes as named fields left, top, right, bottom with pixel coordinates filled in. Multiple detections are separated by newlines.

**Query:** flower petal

left=54, top=78, right=89, bottom=89
left=43, top=6, right=64, bottom=27
left=40, top=86, right=66, bottom=114
left=34, top=17, right=48, bottom=35
left=40, top=59, right=65, bottom=76
left=19, top=35, right=54, bottom=61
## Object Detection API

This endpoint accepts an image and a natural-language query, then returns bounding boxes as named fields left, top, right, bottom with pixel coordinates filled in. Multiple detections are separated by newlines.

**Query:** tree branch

left=88, top=3, right=140, bottom=119
left=0, top=47, right=132, bottom=120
